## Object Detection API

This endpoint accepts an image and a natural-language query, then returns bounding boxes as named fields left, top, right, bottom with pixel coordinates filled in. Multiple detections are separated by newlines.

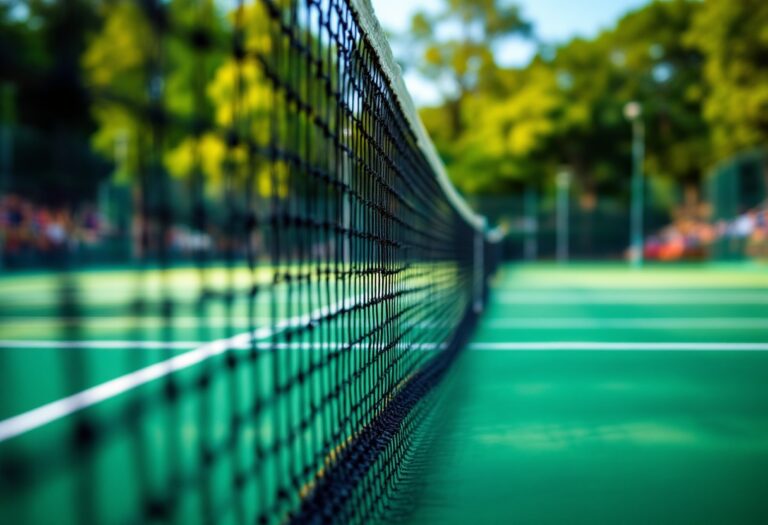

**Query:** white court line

left=496, top=293, right=768, bottom=304
left=0, top=317, right=439, bottom=330
left=0, top=340, right=444, bottom=351
left=7, top=340, right=765, bottom=352
left=0, top=296, right=360, bottom=443
left=0, top=316, right=274, bottom=323
left=485, top=318, right=768, bottom=329
left=469, top=342, right=768, bottom=351
left=0, top=340, right=203, bottom=350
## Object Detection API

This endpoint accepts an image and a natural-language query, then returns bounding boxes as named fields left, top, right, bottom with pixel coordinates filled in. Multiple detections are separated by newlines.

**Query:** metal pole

left=630, top=118, right=645, bottom=267
left=524, top=186, right=538, bottom=261
left=473, top=217, right=487, bottom=313
left=556, top=169, right=571, bottom=264
left=0, top=83, right=16, bottom=270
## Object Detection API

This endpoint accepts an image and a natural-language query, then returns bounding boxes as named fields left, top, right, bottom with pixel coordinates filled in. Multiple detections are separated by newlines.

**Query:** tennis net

left=0, top=0, right=498, bottom=523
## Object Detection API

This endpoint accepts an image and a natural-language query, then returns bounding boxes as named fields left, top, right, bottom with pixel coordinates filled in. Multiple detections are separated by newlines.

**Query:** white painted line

left=495, top=293, right=768, bottom=304
left=8, top=339, right=764, bottom=353
left=469, top=342, right=768, bottom=351
left=485, top=318, right=768, bottom=329
left=0, top=316, right=274, bottom=324
left=0, top=340, right=204, bottom=349
left=0, top=317, right=439, bottom=329
left=0, top=296, right=360, bottom=443
left=0, top=340, right=444, bottom=351
left=0, top=334, right=252, bottom=442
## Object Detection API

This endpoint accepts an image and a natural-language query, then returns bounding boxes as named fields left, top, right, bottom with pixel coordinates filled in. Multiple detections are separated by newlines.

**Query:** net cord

left=348, top=0, right=486, bottom=232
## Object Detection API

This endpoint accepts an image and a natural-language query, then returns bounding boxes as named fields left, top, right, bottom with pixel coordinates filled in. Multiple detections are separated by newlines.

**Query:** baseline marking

left=0, top=340, right=443, bottom=351
left=0, top=340, right=202, bottom=350
left=485, top=317, right=768, bottom=329
left=0, top=296, right=360, bottom=443
left=469, top=342, right=768, bottom=351
left=496, top=292, right=768, bottom=304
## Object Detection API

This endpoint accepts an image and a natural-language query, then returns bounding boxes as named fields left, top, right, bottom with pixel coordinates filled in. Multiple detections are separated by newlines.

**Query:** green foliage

left=82, top=1, right=155, bottom=182
left=411, top=0, right=768, bottom=200
left=546, top=0, right=708, bottom=190
left=80, top=0, right=306, bottom=198
left=83, top=0, right=233, bottom=182
left=163, top=2, right=278, bottom=195
left=432, top=61, right=561, bottom=193
left=408, top=0, right=531, bottom=138
left=4, top=0, right=767, bottom=207
left=686, top=0, right=768, bottom=157
left=0, top=0, right=109, bottom=203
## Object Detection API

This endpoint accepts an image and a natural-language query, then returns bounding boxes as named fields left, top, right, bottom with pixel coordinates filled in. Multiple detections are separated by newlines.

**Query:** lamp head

left=624, top=101, right=642, bottom=121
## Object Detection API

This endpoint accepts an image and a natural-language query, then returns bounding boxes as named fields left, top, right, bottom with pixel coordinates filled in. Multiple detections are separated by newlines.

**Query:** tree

left=414, top=0, right=710, bottom=199
left=407, top=0, right=531, bottom=138
left=686, top=0, right=768, bottom=158
left=548, top=0, right=707, bottom=193
left=83, top=0, right=229, bottom=185
left=432, top=60, right=560, bottom=193
left=0, top=0, right=109, bottom=203
left=609, top=0, right=707, bottom=187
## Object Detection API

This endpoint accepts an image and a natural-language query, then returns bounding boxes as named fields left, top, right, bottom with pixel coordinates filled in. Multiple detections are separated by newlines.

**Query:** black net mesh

left=0, top=0, right=497, bottom=523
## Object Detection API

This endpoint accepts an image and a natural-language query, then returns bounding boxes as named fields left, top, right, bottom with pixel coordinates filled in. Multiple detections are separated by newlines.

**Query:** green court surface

left=407, top=263, right=768, bottom=524
left=0, top=264, right=458, bottom=524
left=2, top=263, right=768, bottom=523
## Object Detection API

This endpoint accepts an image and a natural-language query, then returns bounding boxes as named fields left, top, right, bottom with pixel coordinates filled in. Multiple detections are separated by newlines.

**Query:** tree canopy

left=407, top=0, right=768, bottom=199
left=3, top=0, right=767, bottom=206
left=686, top=0, right=768, bottom=158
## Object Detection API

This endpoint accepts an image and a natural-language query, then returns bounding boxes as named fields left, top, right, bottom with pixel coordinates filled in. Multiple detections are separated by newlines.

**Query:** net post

left=474, top=218, right=487, bottom=314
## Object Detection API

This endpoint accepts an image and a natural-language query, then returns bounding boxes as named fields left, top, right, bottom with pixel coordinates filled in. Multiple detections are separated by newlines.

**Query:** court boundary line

left=0, top=340, right=444, bottom=351
left=0, top=340, right=204, bottom=349
left=4, top=333, right=767, bottom=442
left=0, top=296, right=360, bottom=443
left=4, top=339, right=766, bottom=353
left=485, top=317, right=768, bottom=329
left=495, top=292, right=768, bottom=304
left=469, top=342, right=768, bottom=351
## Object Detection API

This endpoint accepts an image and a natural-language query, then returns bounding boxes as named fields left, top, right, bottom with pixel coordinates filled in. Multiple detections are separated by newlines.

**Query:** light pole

left=524, top=185, right=538, bottom=261
left=0, top=83, right=16, bottom=270
left=556, top=167, right=571, bottom=264
left=624, top=101, right=645, bottom=268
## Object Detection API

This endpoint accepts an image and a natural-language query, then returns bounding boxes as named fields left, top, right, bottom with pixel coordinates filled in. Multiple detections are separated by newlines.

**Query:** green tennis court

left=407, top=263, right=768, bottom=524
left=4, top=0, right=768, bottom=522
left=0, top=262, right=472, bottom=524
left=3, top=263, right=768, bottom=523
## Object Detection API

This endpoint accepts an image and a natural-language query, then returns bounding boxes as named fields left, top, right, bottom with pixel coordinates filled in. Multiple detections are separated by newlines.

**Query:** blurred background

left=0, top=0, right=766, bottom=267
left=370, top=0, right=768, bottom=263
left=1, top=1, right=768, bottom=524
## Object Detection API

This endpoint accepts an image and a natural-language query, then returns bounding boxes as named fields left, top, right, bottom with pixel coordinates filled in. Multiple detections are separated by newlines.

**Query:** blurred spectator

left=0, top=193, right=257, bottom=267
left=0, top=194, right=108, bottom=266
left=643, top=203, right=768, bottom=262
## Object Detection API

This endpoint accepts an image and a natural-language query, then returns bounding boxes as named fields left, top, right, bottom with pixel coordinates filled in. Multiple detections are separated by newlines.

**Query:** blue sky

left=371, top=0, right=649, bottom=105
